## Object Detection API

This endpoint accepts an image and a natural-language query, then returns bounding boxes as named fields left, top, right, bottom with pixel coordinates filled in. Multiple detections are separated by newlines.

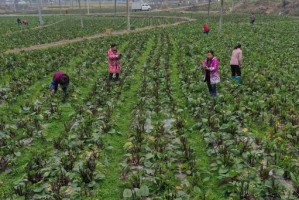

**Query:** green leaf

left=145, top=153, right=154, bottom=160
left=123, top=189, right=132, bottom=198
left=202, top=118, right=208, bottom=123
left=219, top=167, right=228, bottom=174
left=134, top=188, right=141, bottom=198
left=33, top=186, right=44, bottom=193
left=264, top=180, right=272, bottom=188
left=88, top=181, right=96, bottom=188
left=144, top=160, right=152, bottom=168
left=106, top=146, right=114, bottom=151
left=177, top=190, right=187, bottom=197
left=286, top=134, right=293, bottom=139
left=140, top=185, right=149, bottom=197
left=193, top=186, right=202, bottom=194
left=275, top=168, right=285, bottom=176
left=14, top=152, right=21, bottom=157
left=123, top=142, right=133, bottom=150
left=94, top=173, right=105, bottom=180
left=43, top=171, right=51, bottom=178
left=203, top=177, right=210, bottom=183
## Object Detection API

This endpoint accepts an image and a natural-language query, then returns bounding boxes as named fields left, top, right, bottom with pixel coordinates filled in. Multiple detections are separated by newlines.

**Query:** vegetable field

left=0, top=15, right=184, bottom=52
left=0, top=13, right=298, bottom=200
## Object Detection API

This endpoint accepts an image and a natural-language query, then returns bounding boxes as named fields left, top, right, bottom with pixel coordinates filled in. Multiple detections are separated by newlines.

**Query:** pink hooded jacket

left=108, top=48, right=121, bottom=73
left=202, top=57, right=220, bottom=84
left=53, top=71, right=64, bottom=83
left=230, top=48, right=242, bottom=66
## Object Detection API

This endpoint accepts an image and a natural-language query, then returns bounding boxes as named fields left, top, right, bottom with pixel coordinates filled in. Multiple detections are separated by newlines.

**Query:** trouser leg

left=50, top=81, right=58, bottom=93
left=109, top=73, right=113, bottom=80
left=235, top=66, right=241, bottom=85
left=115, top=73, right=119, bottom=80
left=206, top=79, right=212, bottom=94
left=62, top=87, right=67, bottom=95
left=231, top=65, right=236, bottom=80
left=54, top=85, right=58, bottom=93
left=61, top=86, right=68, bottom=102
left=236, top=66, right=241, bottom=76
left=211, top=84, right=217, bottom=96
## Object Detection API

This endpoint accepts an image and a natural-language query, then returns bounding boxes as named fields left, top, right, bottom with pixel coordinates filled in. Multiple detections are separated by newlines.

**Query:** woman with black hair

left=107, top=43, right=122, bottom=81
left=230, top=43, right=243, bottom=85
left=201, top=50, right=220, bottom=96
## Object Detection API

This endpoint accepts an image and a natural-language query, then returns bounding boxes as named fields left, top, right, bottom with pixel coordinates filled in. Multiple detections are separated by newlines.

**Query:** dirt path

left=4, top=17, right=195, bottom=54
left=24, top=19, right=65, bottom=30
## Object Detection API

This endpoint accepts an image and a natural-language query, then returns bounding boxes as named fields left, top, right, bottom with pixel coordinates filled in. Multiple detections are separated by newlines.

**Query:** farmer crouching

left=202, top=24, right=210, bottom=35
left=22, top=19, right=29, bottom=25
left=17, top=18, right=22, bottom=25
left=50, top=72, right=70, bottom=101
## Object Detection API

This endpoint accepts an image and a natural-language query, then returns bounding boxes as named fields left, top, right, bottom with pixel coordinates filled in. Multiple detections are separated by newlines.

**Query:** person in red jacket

left=50, top=72, right=70, bottom=101
left=202, top=24, right=210, bottom=35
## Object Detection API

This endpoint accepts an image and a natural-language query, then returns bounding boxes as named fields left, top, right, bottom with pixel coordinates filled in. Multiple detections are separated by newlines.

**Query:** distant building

left=18, top=0, right=29, bottom=5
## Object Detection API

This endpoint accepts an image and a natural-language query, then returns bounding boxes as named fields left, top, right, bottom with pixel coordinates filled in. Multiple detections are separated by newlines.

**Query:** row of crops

left=0, top=13, right=298, bottom=199
left=0, top=15, right=63, bottom=35
left=170, top=18, right=299, bottom=199
left=0, top=15, right=185, bottom=52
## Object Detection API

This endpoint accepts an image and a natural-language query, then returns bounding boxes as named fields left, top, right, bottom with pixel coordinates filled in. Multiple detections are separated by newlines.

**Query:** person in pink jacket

left=107, top=43, right=122, bottom=81
left=50, top=71, right=70, bottom=102
left=230, top=43, right=243, bottom=85
left=201, top=50, right=220, bottom=96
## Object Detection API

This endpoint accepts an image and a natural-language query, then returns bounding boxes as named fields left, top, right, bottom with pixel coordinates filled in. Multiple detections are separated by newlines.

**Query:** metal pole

left=81, top=16, right=84, bottom=28
left=59, top=0, right=62, bottom=14
left=207, top=0, right=211, bottom=21
left=38, top=0, right=44, bottom=26
left=87, top=0, right=90, bottom=14
left=13, top=0, right=17, bottom=12
left=218, top=0, right=223, bottom=34
left=127, top=0, right=130, bottom=31
left=114, top=0, right=116, bottom=16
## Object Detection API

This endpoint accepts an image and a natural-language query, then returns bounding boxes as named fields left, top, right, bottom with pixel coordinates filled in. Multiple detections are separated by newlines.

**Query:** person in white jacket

left=230, top=43, right=243, bottom=85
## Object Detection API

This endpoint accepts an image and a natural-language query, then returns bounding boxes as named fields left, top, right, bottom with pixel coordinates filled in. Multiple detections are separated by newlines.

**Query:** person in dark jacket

left=50, top=72, right=70, bottom=100
left=17, top=18, right=22, bottom=25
